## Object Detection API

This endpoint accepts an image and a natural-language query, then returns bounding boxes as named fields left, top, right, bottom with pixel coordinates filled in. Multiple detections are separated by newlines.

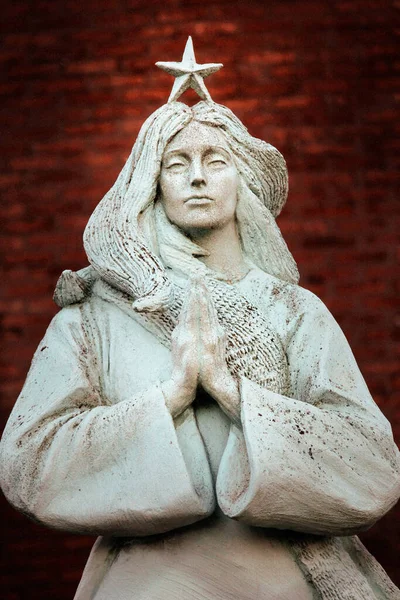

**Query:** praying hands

left=162, top=277, right=241, bottom=424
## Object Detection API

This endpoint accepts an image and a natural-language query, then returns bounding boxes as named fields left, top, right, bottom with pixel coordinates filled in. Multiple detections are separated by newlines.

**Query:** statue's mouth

left=185, top=196, right=213, bottom=205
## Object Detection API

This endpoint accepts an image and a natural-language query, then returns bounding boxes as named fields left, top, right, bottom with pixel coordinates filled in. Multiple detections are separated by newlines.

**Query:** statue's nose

left=189, top=159, right=206, bottom=186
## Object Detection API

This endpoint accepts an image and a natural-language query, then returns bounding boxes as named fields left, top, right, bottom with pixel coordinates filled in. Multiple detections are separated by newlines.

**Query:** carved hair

left=83, top=101, right=299, bottom=310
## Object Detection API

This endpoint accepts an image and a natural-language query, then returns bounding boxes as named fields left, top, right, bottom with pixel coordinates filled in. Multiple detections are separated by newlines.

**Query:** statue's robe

left=1, top=268, right=399, bottom=599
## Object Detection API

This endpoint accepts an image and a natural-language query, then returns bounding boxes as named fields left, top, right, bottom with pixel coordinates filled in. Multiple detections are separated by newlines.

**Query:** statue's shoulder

left=52, top=266, right=98, bottom=309
left=49, top=271, right=110, bottom=333
left=37, top=303, right=88, bottom=355
left=46, top=284, right=119, bottom=356
left=248, top=267, right=330, bottom=321
left=51, top=267, right=119, bottom=323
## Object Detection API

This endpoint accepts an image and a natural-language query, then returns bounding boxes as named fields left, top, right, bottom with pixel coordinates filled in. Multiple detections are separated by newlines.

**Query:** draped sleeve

left=216, top=289, right=400, bottom=535
left=0, top=303, right=214, bottom=536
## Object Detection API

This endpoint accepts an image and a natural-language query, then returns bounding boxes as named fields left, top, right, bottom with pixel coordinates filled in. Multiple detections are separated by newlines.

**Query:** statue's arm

left=217, top=294, right=400, bottom=535
left=0, top=305, right=214, bottom=536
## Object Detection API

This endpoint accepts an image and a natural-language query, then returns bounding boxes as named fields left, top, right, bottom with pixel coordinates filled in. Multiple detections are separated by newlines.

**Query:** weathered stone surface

left=3, top=48, right=400, bottom=599
left=2, top=8, right=399, bottom=596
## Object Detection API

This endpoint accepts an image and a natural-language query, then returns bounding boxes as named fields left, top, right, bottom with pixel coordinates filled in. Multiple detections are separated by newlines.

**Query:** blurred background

left=1, top=0, right=399, bottom=597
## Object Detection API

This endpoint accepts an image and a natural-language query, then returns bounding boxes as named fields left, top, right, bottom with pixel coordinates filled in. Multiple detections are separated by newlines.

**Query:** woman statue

left=1, top=41, right=400, bottom=600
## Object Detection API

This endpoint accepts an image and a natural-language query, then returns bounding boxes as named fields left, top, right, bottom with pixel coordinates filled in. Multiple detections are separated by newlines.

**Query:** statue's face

left=159, top=121, right=239, bottom=235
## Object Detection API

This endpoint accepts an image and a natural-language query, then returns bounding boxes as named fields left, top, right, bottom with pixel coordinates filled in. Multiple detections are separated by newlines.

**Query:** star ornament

left=156, top=36, right=223, bottom=103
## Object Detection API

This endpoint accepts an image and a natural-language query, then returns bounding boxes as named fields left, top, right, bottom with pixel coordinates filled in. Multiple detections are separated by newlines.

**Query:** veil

left=54, top=101, right=299, bottom=312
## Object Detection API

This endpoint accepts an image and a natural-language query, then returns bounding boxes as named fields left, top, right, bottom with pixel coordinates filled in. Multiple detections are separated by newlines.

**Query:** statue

left=1, top=38, right=399, bottom=600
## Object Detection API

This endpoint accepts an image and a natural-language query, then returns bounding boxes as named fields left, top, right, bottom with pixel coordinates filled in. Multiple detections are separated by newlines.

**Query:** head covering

left=55, top=101, right=297, bottom=311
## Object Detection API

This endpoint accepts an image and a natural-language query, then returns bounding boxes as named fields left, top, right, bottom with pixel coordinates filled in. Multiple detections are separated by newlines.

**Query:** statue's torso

left=74, top=270, right=314, bottom=599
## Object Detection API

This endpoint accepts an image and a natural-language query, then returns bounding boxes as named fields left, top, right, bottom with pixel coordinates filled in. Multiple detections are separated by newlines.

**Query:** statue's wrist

left=161, top=377, right=196, bottom=418
left=206, top=374, right=241, bottom=424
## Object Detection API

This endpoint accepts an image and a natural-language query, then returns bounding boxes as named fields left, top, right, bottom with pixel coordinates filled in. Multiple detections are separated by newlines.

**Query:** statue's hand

left=197, top=280, right=241, bottom=425
left=162, top=283, right=200, bottom=418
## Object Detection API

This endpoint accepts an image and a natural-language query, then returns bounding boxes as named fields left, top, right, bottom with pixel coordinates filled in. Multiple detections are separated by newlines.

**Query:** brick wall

left=1, top=0, right=399, bottom=596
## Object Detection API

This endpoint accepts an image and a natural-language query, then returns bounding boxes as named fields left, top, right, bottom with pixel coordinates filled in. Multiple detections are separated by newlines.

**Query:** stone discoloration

left=1, top=54, right=400, bottom=598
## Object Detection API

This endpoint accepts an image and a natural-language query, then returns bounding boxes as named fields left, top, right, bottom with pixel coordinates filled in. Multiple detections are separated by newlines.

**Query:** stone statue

left=1, top=38, right=399, bottom=600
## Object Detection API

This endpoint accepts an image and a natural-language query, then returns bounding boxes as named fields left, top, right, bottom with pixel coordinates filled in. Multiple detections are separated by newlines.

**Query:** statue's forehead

left=165, top=121, right=229, bottom=154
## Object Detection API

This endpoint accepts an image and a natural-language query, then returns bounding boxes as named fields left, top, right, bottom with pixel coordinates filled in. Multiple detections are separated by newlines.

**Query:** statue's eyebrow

left=203, top=146, right=232, bottom=160
left=163, top=149, right=190, bottom=160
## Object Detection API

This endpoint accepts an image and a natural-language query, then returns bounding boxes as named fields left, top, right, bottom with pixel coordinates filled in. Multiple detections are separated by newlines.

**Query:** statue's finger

left=197, top=281, right=221, bottom=348
left=181, top=279, right=199, bottom=332
left=197, top=280, right=211, bottom=328
left=177, top=285, right=194, bottom=328
left=204, top=284, right=220, bottom=330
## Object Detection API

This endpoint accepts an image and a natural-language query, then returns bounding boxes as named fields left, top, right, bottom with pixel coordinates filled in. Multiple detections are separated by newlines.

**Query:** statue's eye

left=208, top=158, right=227, bottom=167
left=166, top=161, right=186, bottom=170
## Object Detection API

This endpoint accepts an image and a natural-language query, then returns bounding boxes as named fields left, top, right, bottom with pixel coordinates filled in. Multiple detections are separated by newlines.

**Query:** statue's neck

left=189, top=221, right=248, bottom=280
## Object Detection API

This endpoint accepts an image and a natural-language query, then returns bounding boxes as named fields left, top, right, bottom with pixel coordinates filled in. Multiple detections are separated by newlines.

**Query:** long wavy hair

left=83, top=101, right=299, bottom=311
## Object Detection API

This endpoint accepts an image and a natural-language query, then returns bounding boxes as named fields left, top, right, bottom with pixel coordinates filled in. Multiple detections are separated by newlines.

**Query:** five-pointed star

left=156, top=36, right=223, bottom=102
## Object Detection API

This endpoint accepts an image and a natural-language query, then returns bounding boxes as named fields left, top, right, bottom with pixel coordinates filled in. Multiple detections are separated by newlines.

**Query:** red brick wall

left=1, top=1, right=399, bottom=596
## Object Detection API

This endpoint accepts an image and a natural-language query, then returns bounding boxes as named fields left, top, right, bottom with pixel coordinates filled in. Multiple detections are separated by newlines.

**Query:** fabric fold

left=0, top=304, right=214, bottom=536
